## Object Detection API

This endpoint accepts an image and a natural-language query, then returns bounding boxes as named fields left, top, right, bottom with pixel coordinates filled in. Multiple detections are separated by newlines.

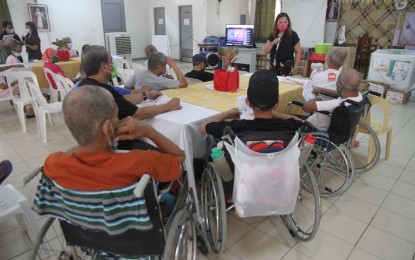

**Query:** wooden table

left=26, top=58, right=81, bottom=88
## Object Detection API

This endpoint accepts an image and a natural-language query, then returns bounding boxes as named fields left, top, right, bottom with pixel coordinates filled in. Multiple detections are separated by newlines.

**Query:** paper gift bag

left=213, top=68, right=239, bottom=92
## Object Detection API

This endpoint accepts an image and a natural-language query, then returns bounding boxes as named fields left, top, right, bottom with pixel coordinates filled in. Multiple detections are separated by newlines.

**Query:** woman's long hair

left=25, top=21, right=39, bottom=37
left=272, top=12, right=293, bottom=38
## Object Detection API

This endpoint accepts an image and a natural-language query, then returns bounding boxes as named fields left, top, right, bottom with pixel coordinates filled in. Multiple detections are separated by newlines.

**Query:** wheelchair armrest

left=134, top=174, right=151, bottom=198
left=300, top=120, right=317, bottom=132
left=22, top=166, right=42, bottom=187
left=290, top=100, right=305, bottom=107
left=319, top=92, right=339, bottom=99
left=368, top=90, right=381, bottom=97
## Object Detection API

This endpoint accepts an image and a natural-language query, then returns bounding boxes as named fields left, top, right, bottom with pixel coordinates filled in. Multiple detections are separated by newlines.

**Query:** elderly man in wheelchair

left=26, top=86, right=198, bottom=259
left=198, top=70, right=322, bottom=255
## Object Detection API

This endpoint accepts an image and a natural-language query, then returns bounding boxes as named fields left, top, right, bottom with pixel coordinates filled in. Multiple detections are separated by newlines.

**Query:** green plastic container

left=315, top=43, right=333, bottom=54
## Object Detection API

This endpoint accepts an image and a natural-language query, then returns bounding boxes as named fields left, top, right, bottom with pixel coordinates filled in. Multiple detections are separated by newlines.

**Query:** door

left=101, top=0, right=126, bottom=33
left=179, top=5, right=193, bottom=62
left=154, top=7, right=166, bottom=35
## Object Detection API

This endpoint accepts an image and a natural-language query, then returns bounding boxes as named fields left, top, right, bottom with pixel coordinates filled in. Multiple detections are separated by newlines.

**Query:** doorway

left=154, top=7, right=166, bottom=35
left=101, top=0, right=126, bottom=33
left=179, top=5, right=193, bottom=62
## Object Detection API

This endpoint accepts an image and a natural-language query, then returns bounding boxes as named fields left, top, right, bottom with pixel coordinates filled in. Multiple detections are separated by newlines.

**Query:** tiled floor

left=1, top=62, right=415, bottom=259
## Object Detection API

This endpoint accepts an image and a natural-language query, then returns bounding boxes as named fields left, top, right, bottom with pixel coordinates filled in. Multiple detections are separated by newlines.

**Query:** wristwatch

left=142, top=92, right=147, bottom=101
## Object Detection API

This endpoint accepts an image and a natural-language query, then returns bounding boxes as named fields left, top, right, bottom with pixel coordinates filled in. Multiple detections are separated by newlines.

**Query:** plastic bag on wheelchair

left=224, top=132, right=300, bottom=218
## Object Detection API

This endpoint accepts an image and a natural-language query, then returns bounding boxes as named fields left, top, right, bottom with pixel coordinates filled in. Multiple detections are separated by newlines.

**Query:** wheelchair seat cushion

left=247, top=140, right=285, bottom=153
left=32, top=173, right=153, bottom=235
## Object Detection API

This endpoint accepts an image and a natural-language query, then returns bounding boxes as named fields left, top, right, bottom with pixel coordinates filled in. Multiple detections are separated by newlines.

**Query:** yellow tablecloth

left=26, top=58, right=81, bottom=88
left=162, top=75, right=304, bottom=113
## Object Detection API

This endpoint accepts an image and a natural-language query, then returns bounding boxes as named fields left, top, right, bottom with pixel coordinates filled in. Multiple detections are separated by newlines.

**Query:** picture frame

left=326, top=0, right=341, bottom=22
left=27, top=4, right=50, bottom=32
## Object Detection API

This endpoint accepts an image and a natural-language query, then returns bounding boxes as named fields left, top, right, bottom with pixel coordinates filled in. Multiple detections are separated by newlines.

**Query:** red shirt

left=43, top=149, right=181, bottom=191
left=44, top=61, right=67, bottom=89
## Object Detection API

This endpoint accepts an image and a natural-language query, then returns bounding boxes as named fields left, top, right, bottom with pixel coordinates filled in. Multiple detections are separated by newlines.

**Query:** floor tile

left=398, top=168, right=415, bottom=185
left=293, top=230, right=354, bottom=260
left=330, top=194, right=379, bottom=224
left=371, top=208, right=415, bottom=244
left=382, top=193, right=415, bottom=220
left=390, top=180, right=415, bottom=201
left=357, top=226, right=415, bottom=260
left=229, top=229, right=290, bottom=260
left=370, top=162, right=404, bottom=179
left=256, top=215, right=298, bottom=247
left=0, top=229, right=33, bottom=260
left=225, top=214, right=254, bottom=249
left=319, top=209, right=368, bottom=245
left=281, top=249, right=313, bottom=260
left=346, top=179, right=389, bottom=206
left=347, top=247, right=383, bottom=260
left=356, top=171, right=396, bottom=192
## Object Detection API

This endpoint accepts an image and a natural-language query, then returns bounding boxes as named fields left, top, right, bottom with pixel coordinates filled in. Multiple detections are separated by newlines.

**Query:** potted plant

left=217, top=46, right=239, bottom=71
left=52, top=38, right=70, bottom=61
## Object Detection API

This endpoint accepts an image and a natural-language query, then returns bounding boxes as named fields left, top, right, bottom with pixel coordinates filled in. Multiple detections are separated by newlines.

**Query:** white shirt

left=125, top=70, right=179, bottom=90
left=306, top=92, right=363, bottom=131
left=311, top=68, right=340, bottom=91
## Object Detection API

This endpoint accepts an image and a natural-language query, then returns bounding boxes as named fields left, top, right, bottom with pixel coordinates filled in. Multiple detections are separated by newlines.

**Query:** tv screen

left=225, top=24, right=254, bottom=48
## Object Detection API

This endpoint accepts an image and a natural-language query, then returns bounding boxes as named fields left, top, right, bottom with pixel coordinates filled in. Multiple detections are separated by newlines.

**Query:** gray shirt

left=126, top=70, right=180, bottom=90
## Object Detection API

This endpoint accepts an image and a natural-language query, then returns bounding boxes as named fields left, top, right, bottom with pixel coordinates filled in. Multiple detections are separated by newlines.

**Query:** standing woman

left=264, top=13, right=301, bottom=76
left=22, top=21, right=42, bottom=61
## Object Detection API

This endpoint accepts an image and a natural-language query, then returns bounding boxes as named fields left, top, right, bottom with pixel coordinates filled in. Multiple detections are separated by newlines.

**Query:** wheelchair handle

left=344, top=99, right=361, bottom=106
left=134, top=174, right=151, bottom=198
left=367, top=90, right=381, bottom=97
left=290, top=100, right=305, bottom=107
left=22, top=166, right=42, bottom=187
left=319, top=92, right=339, bottom=99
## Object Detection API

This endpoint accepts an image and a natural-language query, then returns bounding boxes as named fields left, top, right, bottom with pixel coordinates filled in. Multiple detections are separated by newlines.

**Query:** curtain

left=254, top=0, right=276, bottom=43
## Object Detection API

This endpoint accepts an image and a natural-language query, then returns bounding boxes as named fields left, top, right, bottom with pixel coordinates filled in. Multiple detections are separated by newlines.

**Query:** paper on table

left=136, top=94, right=171, bottom=108
left=237, top=96, right=254, bottom=120
left=205, top=84, right=214, bottom=90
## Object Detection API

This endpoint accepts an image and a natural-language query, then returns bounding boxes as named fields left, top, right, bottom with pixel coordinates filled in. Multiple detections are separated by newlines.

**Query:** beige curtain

left=254, top=0, right=276, bottom=43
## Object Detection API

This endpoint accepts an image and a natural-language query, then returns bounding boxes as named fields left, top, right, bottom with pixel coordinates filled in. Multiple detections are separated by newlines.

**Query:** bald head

left=338, top=68, right=362, bottom=93
left=328, top=48, right=348, bottom=68
left=63, top=86, right=116, bottom=146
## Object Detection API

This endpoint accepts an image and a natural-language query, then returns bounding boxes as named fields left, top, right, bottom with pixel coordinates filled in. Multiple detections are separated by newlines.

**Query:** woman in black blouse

left=22, top=22, right=42, bottom=61
left=264, top=13, right=302, bottom=76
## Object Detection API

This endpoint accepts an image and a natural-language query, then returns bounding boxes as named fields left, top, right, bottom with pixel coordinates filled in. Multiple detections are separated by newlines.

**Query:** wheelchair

left=286, top=91, right=380, bottom=197
left=200, top=123, right=322, bottom=256
left=23, top=165, right=202, bottom=260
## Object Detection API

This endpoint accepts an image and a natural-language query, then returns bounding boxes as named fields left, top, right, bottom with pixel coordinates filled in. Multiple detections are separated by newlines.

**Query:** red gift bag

left=213, top=68, right=239, bottom=92
left=56, top=50, right=70, bottom=61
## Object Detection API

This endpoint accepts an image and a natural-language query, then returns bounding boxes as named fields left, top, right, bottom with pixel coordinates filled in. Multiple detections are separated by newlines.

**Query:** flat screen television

left=225, top=24, right=254, bottom=48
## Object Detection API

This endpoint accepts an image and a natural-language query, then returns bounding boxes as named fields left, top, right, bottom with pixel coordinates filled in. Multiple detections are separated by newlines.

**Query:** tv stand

left=230, top=48, right=256, bottom=73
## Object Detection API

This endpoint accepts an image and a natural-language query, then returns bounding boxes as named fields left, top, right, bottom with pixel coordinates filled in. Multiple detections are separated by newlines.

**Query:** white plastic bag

left=225, top=133, right=300, bottom=217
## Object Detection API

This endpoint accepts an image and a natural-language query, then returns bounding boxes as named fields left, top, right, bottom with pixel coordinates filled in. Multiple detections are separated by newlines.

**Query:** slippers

left=0, top=160, right=13, bottom=184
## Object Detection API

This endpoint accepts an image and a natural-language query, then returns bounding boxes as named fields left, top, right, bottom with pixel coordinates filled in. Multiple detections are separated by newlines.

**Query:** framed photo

left=326, top=0, right=341, bottom=22
left=27, top=4, right=50, bottom=32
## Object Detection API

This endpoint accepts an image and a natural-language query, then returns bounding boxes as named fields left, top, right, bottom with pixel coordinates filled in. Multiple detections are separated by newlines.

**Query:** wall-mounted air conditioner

left=105, top=32, right=132, bottom=64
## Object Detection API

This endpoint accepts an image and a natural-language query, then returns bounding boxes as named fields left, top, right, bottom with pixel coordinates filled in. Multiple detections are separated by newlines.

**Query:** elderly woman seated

left=44, top=85, right=184, bottom=191
left=62, top=36, right=79, bottom=57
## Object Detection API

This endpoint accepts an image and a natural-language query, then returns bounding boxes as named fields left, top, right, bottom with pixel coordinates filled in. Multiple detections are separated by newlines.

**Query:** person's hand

left=166, top=57, right=176, bottom=67
left=285, top=114, right=303, bottom=122
left=140, top=85, right=151, bottom=92
left=289, top=66, right=298, bottom=76
left=164, top=74, right=174, bottom=79
left=147, top=90, right=162, bottom=100
left=272, top=38, right=281, bottom=45
left=115, top=116, right=153, bottom=141
left=226, top=108, right=240, bottom=120
left=164, top=97, right=181, bottom=111
left=312, top=87, right=324, bottom=95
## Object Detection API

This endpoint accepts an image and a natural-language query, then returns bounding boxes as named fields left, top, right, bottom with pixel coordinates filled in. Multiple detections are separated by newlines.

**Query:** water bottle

left=298, top=134, right=316, bottom=167
left=211, top=147, right=233, bottom=182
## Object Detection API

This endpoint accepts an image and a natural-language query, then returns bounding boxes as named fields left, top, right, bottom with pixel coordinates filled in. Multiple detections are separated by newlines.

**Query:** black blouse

left=268, top=31, right=300, bottom=64
left=25, top=34, right=42, bottom=60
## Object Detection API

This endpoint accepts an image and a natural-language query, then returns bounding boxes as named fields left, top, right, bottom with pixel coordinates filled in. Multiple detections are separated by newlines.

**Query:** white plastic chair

left=117, top=68, right=135, bottom=85
left=4, top=71, right=36, bottom=133
left=0, top=184, right=45, bottom=256
left=26, top=80, right=62, bottom=142
left=54, top=74, right=74, bottom=99
left=42, top=67, right=62, bottom=103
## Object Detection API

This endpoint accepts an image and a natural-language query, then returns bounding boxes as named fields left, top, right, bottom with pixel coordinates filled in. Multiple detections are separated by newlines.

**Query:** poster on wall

left=27, top=4, right=50, bottom=32
left=326, top=0, right=340, bottom=22
left=399, top=12, right=415, bottom=45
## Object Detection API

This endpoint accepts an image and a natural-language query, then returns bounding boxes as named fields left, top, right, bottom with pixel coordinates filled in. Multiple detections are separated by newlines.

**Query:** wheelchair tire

left=164, top=208, right=197, bottom=260
left=281, top=164, right=321, bottom=242
left=200, top=163, right=227, bottom=255
left=348, top=121, right=381, bottom=174
left=307, top=133, right=355, bottom=197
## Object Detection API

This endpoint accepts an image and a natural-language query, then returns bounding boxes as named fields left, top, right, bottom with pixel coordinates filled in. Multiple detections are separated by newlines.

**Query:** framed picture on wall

left=27, top=4, right=50, bottom=32
left=326, top=0, right=341, bottom=22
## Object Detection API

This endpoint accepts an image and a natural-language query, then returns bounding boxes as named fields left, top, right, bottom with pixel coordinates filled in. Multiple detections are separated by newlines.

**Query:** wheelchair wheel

left=281, top=164, right=321, bottom=241
left=307, top=134, right=355, bottom=197
left=348, top=121, right=381, bottom=174
left=164, top=209, right=197, bottom=260
left=200, top=163, right=227, bottom=255
left=28, top=217, right=87, bottom=260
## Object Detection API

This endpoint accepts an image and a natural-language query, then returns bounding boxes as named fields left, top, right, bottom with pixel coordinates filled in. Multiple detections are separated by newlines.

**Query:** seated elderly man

left=44, top=86, right=184, bottom=190
left=125, top=52, right=188, bottom=90
left=311, top=48, right=348, bottom=96
left=303, top=68, right=363, bottom=131
left=61, top=37, right=79, bottom=57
